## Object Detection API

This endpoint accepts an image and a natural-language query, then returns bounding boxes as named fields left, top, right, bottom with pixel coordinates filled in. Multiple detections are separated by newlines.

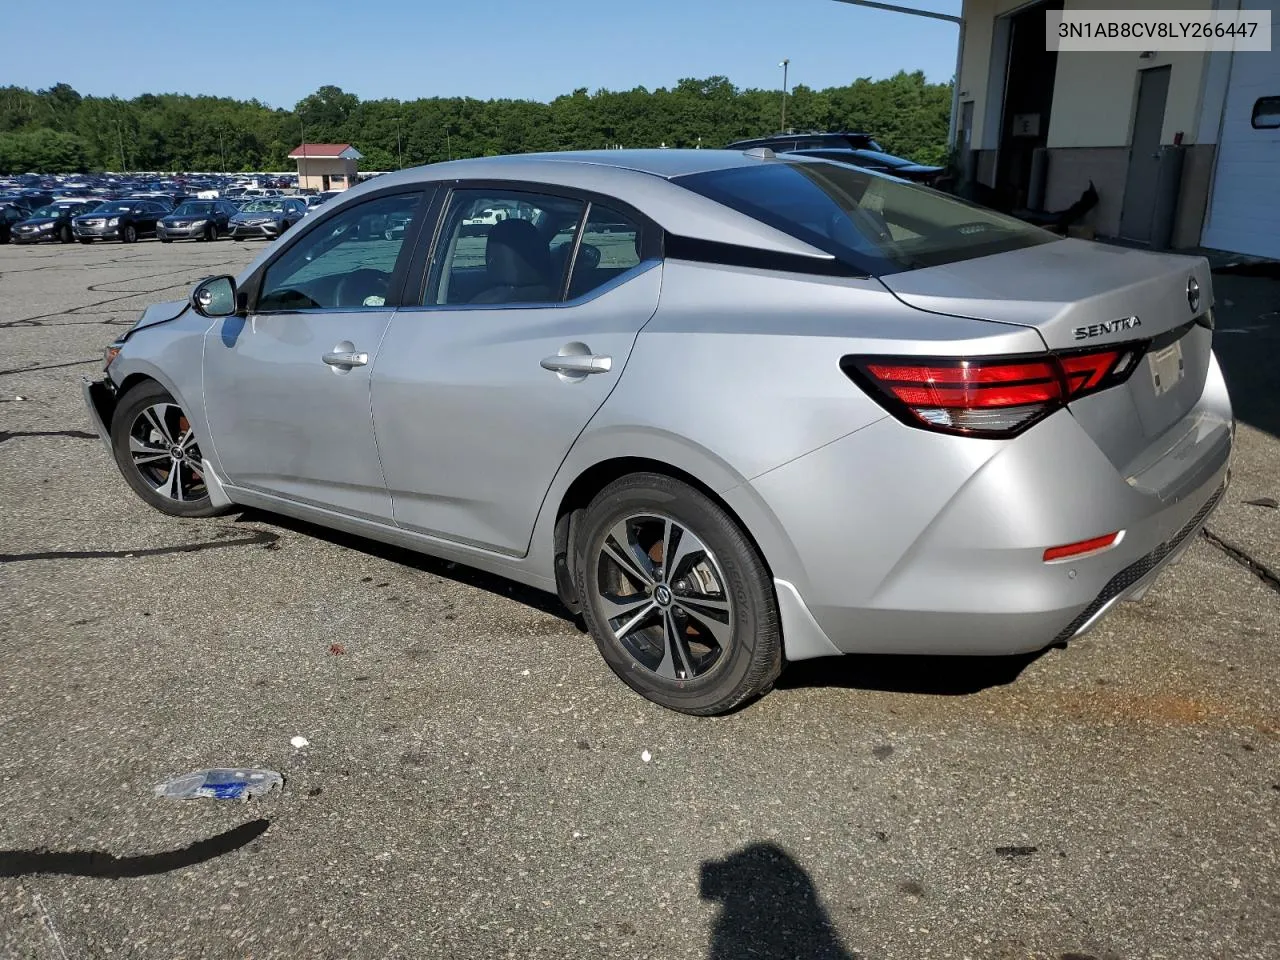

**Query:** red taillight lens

left=844, top=347, right=1142, bottom=438
left=1043, top=531, right=1121, bottom=562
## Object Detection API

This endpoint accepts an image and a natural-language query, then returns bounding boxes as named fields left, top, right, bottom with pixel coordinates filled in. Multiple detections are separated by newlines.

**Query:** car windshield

left=675, top=161, right=1057, bottom=276
left=241, top=200, right=286, bottom=213
left=851, top=150, right=919, bottom=168
left=172, top=202, right=216, bottom=216
left=93, top=201, right=137, bottom=214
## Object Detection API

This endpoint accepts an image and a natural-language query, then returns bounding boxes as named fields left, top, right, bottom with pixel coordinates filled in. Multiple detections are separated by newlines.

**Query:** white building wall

left=1047, top=0, right=1213, bottom=149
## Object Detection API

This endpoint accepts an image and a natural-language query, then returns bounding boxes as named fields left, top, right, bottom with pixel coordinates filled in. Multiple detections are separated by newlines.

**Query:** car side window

left=256, top=192, right=422, bottom=313
left=424, top=189, right=585, bottom=306
left=566, top=204, right=644, bottom=300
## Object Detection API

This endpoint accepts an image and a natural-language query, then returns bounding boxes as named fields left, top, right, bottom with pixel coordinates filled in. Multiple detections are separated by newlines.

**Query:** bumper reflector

left=1043, top=531, right=1122, bottom=563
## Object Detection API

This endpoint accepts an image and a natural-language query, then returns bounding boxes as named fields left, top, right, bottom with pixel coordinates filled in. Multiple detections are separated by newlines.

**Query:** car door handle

left=540, top=354, right=612, bottom=375
left=323, top=350, right=368, bottom=367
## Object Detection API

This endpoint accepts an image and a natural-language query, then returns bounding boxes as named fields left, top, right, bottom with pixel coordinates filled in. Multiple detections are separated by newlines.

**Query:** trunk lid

left=880, top=239, right=1217, bottom=471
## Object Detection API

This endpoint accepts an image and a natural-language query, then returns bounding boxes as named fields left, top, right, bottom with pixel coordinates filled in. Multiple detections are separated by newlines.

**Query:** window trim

left=1251, top=96, right=1280, bottom=129
left=243, top=185, right=434, bottom=315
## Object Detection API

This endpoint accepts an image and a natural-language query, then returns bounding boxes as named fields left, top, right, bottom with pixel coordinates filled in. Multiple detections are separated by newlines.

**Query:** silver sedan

left=83, top=150, right=1232, bottom=714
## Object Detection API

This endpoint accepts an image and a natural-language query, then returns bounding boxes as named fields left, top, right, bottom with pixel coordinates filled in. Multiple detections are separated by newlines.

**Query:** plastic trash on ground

left=154, top=768, right=283, bottom=800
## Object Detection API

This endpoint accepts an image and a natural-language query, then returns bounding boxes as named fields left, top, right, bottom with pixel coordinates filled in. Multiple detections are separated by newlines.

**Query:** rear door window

left=567, top=204, right=644, bottom=299
left=424, top=190, right=585, bottom=306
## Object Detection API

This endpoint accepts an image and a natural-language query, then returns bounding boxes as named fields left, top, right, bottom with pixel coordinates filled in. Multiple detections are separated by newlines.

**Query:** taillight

left=843, top=346, right=1144, bottom=438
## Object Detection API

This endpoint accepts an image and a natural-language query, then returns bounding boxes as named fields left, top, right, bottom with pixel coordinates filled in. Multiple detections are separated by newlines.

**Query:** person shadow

left=701, top=843, right=857, bottom=960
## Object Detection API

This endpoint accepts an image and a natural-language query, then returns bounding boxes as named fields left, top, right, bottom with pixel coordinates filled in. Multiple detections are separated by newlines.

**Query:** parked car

left=789, top=148, right=949, bottom=187
left=85, top=150, right=1232, bottom=715
left=0, top=194, right=40, bottom=217
left=72, top=199, right=169, bottom=243
left=0, top=204, right=26, bottom=243
left=157, top=200, right=241, bottom=242
left=726, top=131, right=885, bottom=153
left=227, top=197, right=307, bottom=240
left=11, top=201, right=101, bottom=244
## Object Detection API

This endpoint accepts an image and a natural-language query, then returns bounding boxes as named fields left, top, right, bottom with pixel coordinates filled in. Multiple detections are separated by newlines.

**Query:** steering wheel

left=575, top=243, right=601, bottom=270
left=334, top=268, right=390, bottom=308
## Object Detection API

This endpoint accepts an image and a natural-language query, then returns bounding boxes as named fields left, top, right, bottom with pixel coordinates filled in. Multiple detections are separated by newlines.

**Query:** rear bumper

left=750, top=353, right=1233, bottom=658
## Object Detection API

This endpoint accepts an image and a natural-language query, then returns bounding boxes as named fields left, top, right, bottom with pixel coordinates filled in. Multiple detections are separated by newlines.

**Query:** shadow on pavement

left=701, top=843, right=856, bottom=960
left=1207, top=268, right=1280, bottom=440
left=234, top=509, right=580, bottom=625
left=777, top=647, right=1051, bottom=696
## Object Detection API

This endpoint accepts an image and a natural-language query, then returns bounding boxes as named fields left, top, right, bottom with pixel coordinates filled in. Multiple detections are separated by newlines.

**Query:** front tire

left=59, top=224, right=73, bottom=243
left=573, top=473, right=781, bottom=715
left=109, top=382, right=227, bottom=518
left=120, top=224, right=137, bottom=243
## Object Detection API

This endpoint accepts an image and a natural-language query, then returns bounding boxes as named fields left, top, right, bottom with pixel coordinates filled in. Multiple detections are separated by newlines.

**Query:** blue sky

left=7, top=0, right=962, bottom=106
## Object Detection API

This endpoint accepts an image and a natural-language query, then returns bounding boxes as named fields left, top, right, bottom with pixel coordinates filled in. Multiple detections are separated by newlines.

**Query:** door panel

left=204, top=311, right=394, bottom=520
left=1119, top=66, right=1171, bottom=243
left=201, top=190, right=428, bottom=521
left=372, top=265, right=661, bottom=554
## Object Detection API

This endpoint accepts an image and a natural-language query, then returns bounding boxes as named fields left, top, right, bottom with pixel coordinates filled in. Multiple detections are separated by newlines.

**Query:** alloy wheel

left=128, top=402, right=207, bottom=502
left=595, top=513, right=734, bottom=681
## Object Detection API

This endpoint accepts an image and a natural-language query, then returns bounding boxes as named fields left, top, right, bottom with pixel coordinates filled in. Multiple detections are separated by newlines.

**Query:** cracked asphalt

left=1, top=240, right=1278, bottom=960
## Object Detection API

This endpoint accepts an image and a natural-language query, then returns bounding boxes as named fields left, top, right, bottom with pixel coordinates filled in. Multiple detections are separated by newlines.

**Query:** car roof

left=234, top=150, right=846, bottom=283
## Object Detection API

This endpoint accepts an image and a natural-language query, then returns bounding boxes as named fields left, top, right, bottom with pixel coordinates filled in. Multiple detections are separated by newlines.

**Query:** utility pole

left=779, top=59, right=790, bottom=133
left=445, top=126, right=452, bottom=161
left=219, top=129, right=227, bottom=173
left=299, top=114, right=307, bottom=190
left=392, top=116, right=403, bottom=168
left=829, top=1, right=965, bottom=147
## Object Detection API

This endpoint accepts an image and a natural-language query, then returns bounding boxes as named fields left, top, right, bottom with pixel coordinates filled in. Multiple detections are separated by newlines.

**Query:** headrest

left=486, top=218, right=550, bottom=286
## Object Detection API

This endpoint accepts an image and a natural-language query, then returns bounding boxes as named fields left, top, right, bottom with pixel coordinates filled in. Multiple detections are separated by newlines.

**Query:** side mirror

left=192, top=275, right=238, bottom=318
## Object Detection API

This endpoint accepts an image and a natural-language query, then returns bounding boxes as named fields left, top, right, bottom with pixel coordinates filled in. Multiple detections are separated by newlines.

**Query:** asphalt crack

left=0, top=358, right=97, bottom=378
left=1202, top=528, right=1280, bottom=595
left=0, top=527, right=280, bottom=564
left=0, top=429, right=98, bottom=446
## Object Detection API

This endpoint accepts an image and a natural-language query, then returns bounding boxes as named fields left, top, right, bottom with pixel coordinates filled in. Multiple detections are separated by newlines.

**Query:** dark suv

left=725, top=132, right=885, bottom=153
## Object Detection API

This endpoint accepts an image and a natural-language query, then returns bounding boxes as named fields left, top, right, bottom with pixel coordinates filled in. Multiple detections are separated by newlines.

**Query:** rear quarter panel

left=525, top=260, right=1049, bottom=593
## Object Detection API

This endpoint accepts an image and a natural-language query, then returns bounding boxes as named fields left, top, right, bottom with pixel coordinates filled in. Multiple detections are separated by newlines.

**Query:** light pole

left=392, top=116, right=403, bottom=168
left=779, top=59, right=790, bottom=133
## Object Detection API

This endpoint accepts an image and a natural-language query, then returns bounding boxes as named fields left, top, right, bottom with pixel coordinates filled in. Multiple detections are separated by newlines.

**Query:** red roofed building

left=288, top=143, right=363, bottom=192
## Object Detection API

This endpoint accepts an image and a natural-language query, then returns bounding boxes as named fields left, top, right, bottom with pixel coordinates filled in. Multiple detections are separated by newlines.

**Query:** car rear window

left=674, top=161, right=1057, bottom=277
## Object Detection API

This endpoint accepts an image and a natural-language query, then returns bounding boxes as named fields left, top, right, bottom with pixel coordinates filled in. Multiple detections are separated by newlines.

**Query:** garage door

left=1202, top=9, right=1280, bottom=258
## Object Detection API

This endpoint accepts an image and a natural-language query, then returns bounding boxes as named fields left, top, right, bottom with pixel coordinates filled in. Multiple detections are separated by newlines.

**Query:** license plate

left=1147, top=340, right=1184, bottom=396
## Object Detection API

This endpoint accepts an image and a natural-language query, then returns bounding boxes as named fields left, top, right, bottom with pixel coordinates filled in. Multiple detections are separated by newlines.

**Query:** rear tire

left=109, top=381, right=228, bottom=519
left=573, top=473, right=781, bottom=715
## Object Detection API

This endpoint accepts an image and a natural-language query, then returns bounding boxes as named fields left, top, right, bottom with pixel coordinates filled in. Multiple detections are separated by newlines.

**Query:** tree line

left=0, top=73, right=952, bottom=175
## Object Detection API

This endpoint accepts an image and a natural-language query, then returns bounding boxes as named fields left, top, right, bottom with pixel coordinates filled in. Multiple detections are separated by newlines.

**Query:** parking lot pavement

left=1, top=241, right=1278, bottom=960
